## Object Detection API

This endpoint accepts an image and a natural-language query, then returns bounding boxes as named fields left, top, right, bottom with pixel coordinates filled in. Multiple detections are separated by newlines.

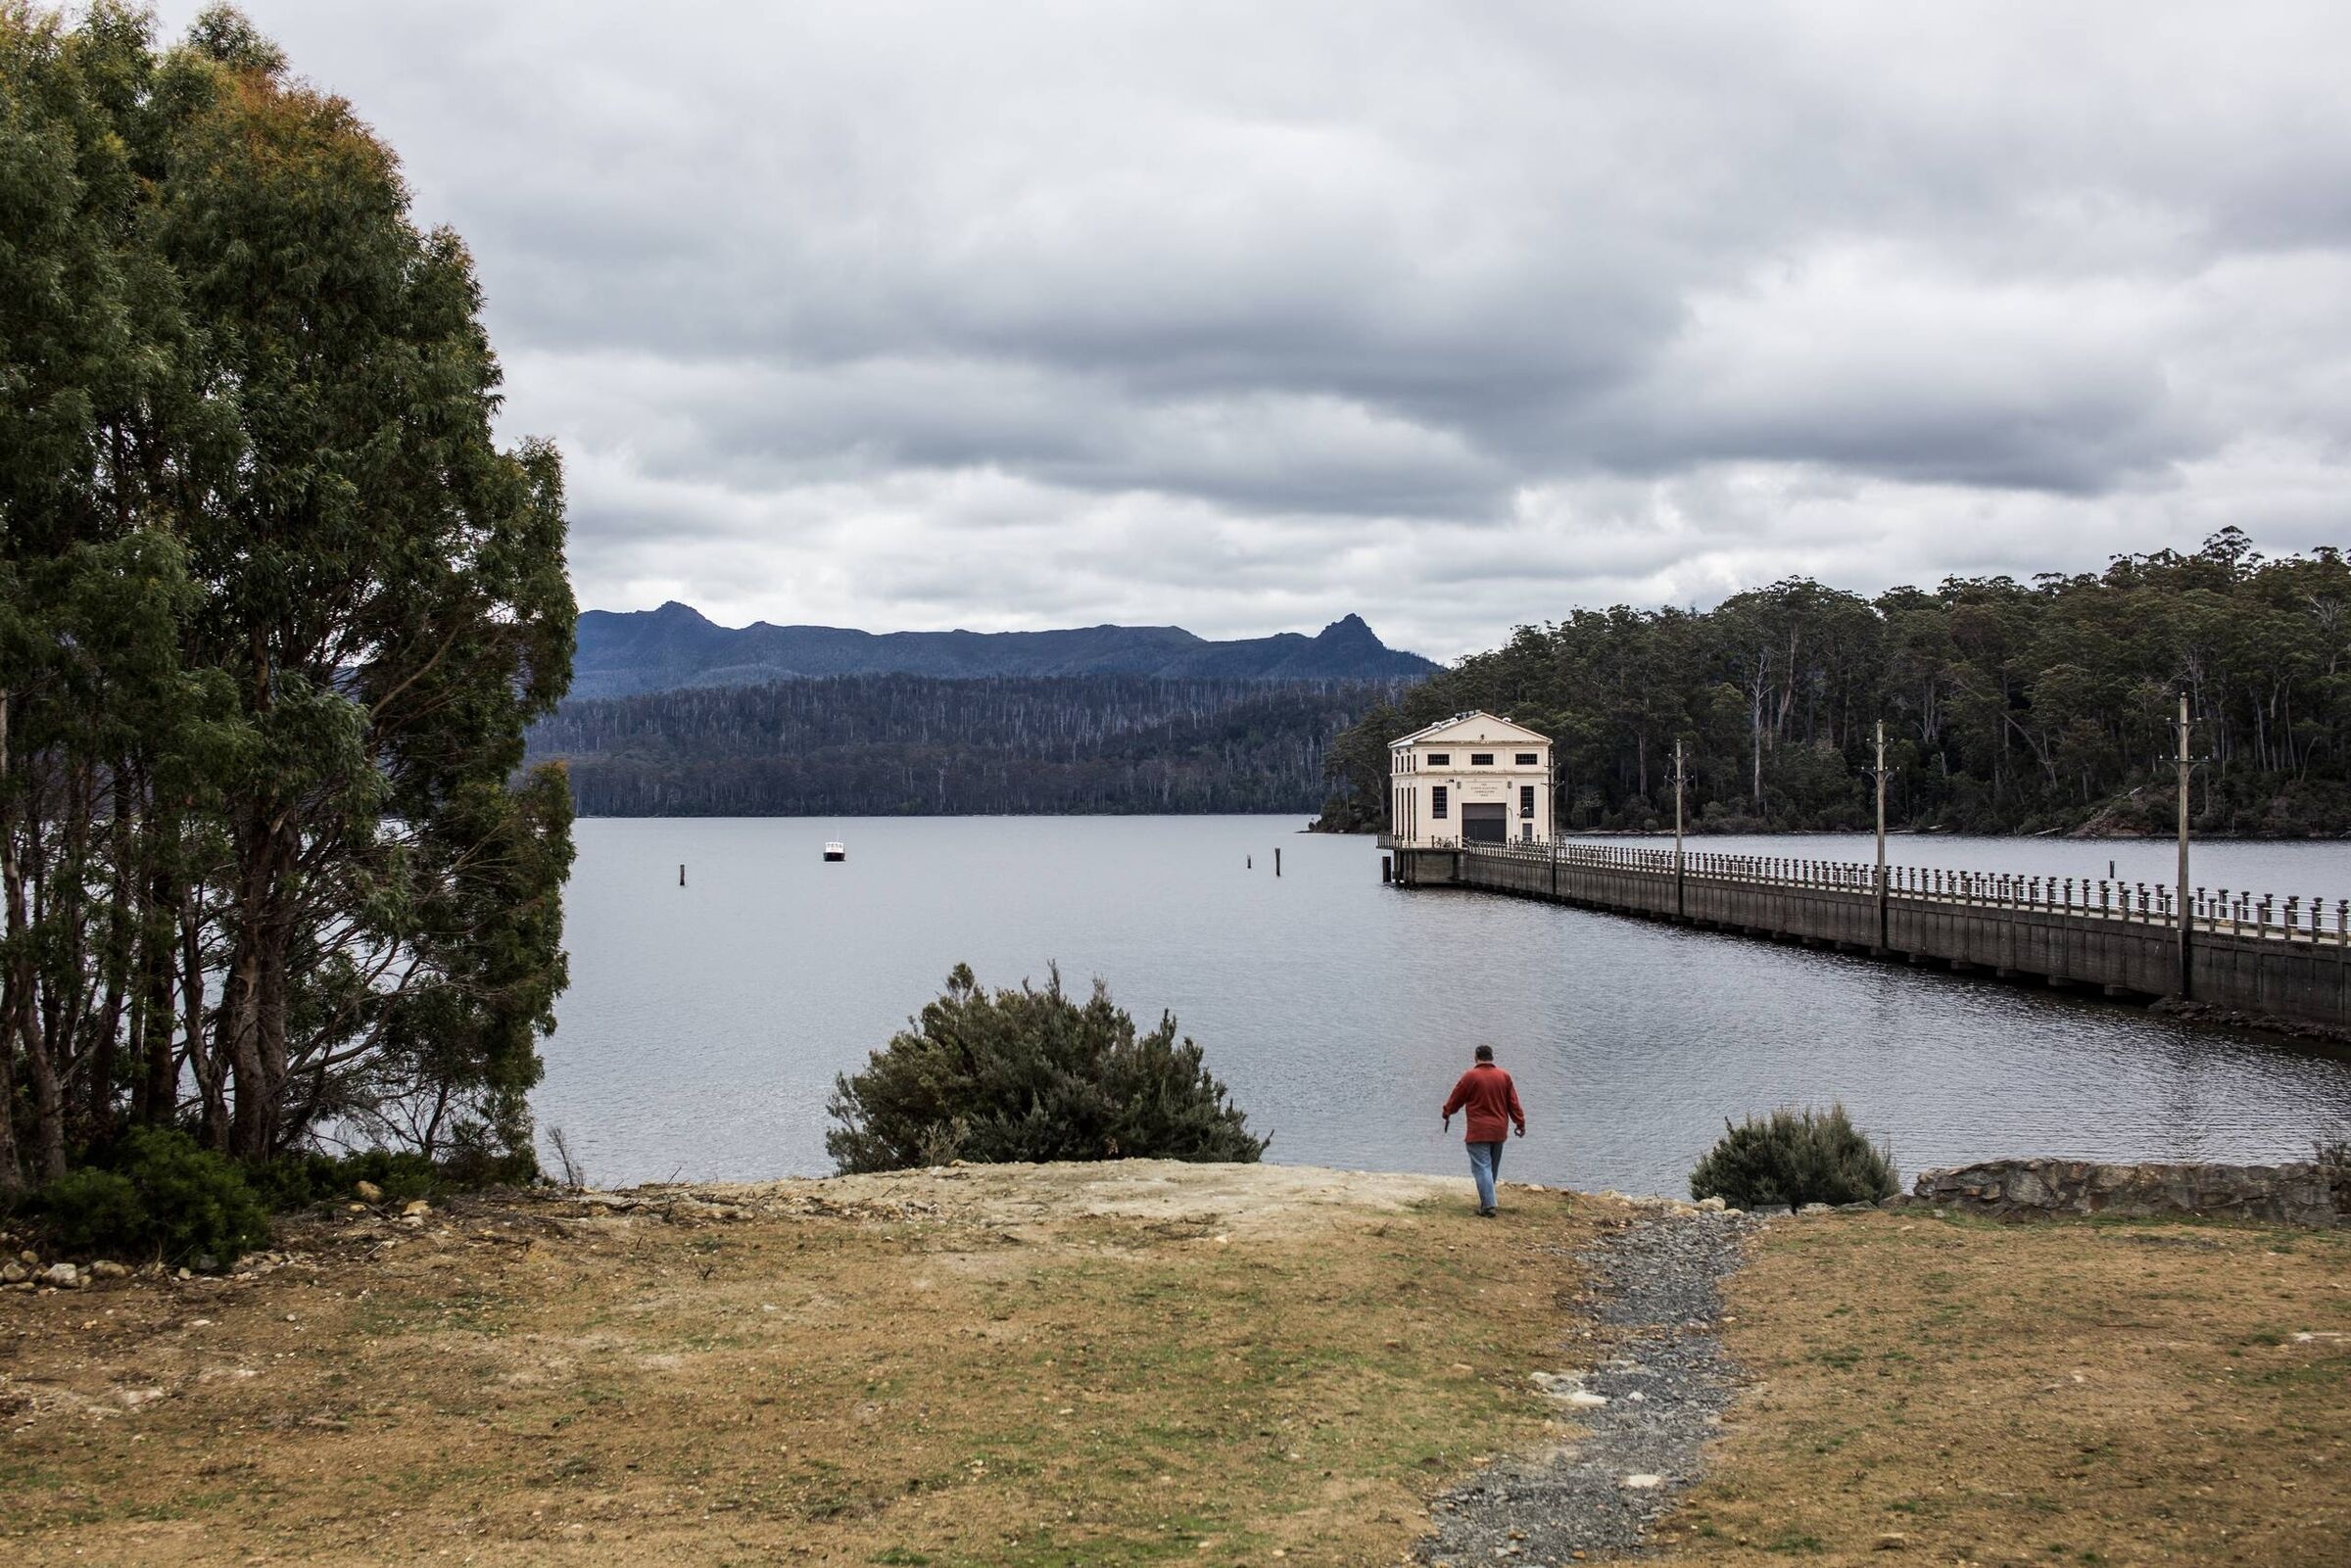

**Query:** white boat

left=823, top=839, right=846, bottom=863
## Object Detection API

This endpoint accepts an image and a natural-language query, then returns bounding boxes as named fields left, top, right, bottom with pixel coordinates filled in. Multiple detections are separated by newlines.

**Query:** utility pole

left=1671, top=737, right=1687, bottom=920
left=1866, top=721, right=1895, bottom=952
left=2176, top=691, right=2193, bottom=998
left=1551, top=744, right=1562, bottom=899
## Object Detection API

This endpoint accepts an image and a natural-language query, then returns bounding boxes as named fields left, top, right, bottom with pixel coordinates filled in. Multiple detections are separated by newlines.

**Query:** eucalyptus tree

left=0, top=4, right=573, bottom=1187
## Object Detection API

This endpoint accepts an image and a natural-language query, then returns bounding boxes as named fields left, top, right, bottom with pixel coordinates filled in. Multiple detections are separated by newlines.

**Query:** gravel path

left=1418, top=1203, right=1761, bottom=1566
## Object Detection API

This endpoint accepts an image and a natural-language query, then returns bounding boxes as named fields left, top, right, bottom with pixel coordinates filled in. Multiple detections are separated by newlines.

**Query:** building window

left=1515, top=752, right=1538, bottom=766
left=1469, top=752, right=1493, bottom=766
left=1431, top=785, right=1449, bottom=820
left=1521, top=822, right=1534, bottom=841
left=1427, top=753, right=1449, bottom=766
left=1520, top=784, right=1535, bottom=818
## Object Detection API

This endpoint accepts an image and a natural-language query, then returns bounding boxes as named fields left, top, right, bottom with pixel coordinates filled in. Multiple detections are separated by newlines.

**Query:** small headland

left=2, top=1162, right=2344, bottom=1566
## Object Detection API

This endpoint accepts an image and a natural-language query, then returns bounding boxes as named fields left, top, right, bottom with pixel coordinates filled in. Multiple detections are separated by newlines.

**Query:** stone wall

left=1913, top=1159, right=2348, bottom=1227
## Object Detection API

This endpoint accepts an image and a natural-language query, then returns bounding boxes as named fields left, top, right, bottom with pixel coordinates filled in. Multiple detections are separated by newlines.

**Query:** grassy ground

left=4, top=1165, right=2346, bottom=1567
left=1678, top=1207, right=2351, bottom=1568
left=0, top=1163, right=1588, bottom=1566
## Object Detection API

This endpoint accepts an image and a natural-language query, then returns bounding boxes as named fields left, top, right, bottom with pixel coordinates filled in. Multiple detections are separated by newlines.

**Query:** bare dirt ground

left=4, top=1165, right=2347, bottom=1567
left=0, top=1162, right=1595, bottom=1566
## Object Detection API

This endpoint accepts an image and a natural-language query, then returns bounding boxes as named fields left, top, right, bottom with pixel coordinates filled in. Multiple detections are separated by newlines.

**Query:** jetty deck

left=1384, top=838, right=2351, bottom=1031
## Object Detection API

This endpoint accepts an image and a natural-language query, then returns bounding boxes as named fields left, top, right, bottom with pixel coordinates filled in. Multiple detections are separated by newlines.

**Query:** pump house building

left=1389, top=712, right=1553, bottom=847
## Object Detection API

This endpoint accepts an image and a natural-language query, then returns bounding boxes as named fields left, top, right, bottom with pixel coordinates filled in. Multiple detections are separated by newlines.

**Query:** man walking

left=1441, top=1044, right=1525, bottom=1216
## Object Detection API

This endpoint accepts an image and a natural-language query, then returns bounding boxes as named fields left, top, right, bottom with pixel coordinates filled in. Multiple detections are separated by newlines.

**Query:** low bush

left=37, top=1168, right=147, bottom=1253
left=827, top=964, right=1268, bottom=1174
left=249, top=1144, right=538, bottom=1211
left=37, top=1128, right=272, bottom=1266
left=249, top=1149, right=440, bottom=1211
left=1689, top=1103, right=1897, bottom=1210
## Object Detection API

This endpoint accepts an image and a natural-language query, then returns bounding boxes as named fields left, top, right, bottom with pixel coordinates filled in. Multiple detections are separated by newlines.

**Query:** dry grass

left=1675, top=1209, right=2351, bottom=1567
left=0, top=1163, right=1592, bottom=1567
left=8, top=1166, right=2347, bottom=1568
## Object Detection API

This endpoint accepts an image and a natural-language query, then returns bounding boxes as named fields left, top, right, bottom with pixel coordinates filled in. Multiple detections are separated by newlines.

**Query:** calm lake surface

left=538, top=818, right=2351, bottom=1194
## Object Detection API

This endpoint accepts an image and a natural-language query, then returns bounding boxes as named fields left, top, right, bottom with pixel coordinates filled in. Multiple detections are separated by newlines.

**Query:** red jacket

left=1442, top=1064, right=1525, bottom=1143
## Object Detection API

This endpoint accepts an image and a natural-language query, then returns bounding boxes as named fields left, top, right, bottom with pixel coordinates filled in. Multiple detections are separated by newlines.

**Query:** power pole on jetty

left=1866, top=721, right=1895, bottom=953
left=1671, top=738, right=1688, bottom=919
left=2176, top=692, right=2193, bottom=999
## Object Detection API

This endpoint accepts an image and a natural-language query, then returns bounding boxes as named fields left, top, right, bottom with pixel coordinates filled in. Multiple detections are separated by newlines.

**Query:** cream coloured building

left=1389, top=711, right=1553, bottom=847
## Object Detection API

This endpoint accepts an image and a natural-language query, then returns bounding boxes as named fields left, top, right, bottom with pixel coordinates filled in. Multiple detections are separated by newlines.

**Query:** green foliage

left=533, top=674, right=1405, bottom=817
left=248, top=1149, right=437, bottom=1210
left=35, top=1169, right=145, bottom=1252
left=38, top=1128, right=270, bottom=1264
left=1321, top=535, right=2351, bottom=837
left=1688, top=1104, right=1898, bottom=1211
left=0, top=5, right=573, bottom=1191
left=827, top=965, right=1268, bottom=1174
left=249, top=1144, right=540, bottom=1211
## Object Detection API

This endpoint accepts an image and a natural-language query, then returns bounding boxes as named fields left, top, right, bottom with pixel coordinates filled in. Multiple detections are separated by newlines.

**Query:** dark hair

left=1474, top=1044, right=1494, bottom=1062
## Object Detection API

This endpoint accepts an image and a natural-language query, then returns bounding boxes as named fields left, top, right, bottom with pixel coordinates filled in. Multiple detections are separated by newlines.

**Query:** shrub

left=37, top=1128, right=272, bottom=1266
left=248, top=1143, right=537, bottom=1212
left=1689, top=1103, right=1897, bottom=1210
left=827, top=964, right=1268, bottom=1174
left=37, top=1169, right=148, bottom=1254
left=249, top=1149, right=441, bottom=1212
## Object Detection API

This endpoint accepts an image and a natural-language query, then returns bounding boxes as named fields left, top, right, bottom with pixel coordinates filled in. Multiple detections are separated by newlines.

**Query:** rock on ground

left=1418, top=1205, right=1759, bottom=1566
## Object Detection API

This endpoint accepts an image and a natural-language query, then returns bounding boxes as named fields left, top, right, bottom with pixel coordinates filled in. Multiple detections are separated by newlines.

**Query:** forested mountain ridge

left=1319, top=532, right=2351, bottom=838
left=531, top=675, right=1410, bottom=816
left=571, top=603, right=1439, bottom=697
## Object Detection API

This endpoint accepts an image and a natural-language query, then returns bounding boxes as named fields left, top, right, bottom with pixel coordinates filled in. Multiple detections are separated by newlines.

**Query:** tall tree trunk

left=0, top=692, right=20, bottom=1195
left=84, top=773, right=136, bottom=1142
left=132, top=865, right=179, bottom=1127
left=181, top=890, right=225, bottom=1151
left=3, top=706, right=67, bottom=1184
left=222, top=809, right=299, bottom=1162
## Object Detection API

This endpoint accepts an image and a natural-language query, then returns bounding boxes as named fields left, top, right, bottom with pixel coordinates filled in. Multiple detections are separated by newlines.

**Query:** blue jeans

left=1466, top=1140, right=1505, bottom=1212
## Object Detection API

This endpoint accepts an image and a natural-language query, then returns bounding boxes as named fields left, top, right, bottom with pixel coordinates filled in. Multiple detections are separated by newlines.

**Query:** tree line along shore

left=1318, top=530, right=2351, bottom=839
left=527, top=673, right=1403, bottom=817
left=532, top=530, right=2351, bottom=836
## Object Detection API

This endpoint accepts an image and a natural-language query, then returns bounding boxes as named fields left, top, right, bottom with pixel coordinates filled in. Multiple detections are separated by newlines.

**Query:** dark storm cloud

left=158, top=0, right=2351, bottom=654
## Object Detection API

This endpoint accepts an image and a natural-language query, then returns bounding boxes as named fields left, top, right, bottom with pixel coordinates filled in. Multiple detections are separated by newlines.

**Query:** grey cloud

left=161, top=0, right=2351, bottom=655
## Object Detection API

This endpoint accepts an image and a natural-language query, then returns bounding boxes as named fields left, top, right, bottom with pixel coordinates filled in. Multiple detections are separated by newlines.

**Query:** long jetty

left=1383, top=837, right=2351, bottom=1031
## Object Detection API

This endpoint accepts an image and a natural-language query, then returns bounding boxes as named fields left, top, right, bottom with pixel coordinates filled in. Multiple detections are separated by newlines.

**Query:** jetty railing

left=1403, top=836, right=2351, bottom=948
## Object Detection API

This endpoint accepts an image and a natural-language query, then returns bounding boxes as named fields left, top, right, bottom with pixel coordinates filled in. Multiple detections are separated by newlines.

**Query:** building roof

left=1390, top=710, right=1550, bottom=747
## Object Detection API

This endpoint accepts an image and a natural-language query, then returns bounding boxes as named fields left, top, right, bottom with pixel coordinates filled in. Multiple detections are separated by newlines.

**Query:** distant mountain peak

left=567, top=606, right=1437, bottom=699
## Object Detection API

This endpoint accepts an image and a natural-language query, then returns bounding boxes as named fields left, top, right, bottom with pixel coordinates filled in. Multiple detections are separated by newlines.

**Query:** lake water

left=537, top=817, right=2351, bottom=1195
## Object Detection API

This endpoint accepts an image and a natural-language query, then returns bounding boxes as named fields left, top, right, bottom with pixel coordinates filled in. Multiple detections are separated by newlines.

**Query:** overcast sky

left=157, top=2, right=2351, bottom=659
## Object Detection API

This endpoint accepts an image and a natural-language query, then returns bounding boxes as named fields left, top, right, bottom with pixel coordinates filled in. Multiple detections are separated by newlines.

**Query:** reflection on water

left=539, top=817, right=2351, bottom=1193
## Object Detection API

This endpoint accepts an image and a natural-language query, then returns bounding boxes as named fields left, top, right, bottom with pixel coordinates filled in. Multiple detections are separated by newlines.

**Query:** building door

left=1461, top=803, right=1507, bottom=843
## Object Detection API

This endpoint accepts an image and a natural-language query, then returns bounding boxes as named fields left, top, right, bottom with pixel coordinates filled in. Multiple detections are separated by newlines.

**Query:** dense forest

left=0, top=10, right=573, bottom=1193
left=1320, top=532, right=2351, bottom=837
left=530, top=676, right=1406, bottom=816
